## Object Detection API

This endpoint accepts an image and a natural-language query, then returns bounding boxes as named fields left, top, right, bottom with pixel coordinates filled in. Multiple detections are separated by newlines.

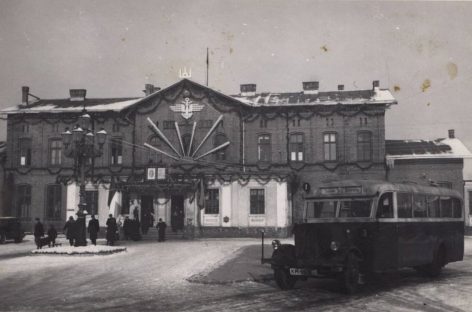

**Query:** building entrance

left=141, top=195, right=153, bottom=234
left=171, top=195, right=184, bottom=232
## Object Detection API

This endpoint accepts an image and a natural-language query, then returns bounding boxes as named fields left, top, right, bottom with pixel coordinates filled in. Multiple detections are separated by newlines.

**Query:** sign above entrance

left=170, top=97, right=204, bottom=120
left=147, top=167, right=166, bottom=181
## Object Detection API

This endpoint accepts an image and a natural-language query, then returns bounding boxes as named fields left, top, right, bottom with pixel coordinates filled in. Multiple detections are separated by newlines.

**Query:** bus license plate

left=289, top=268, right=306, bottom=276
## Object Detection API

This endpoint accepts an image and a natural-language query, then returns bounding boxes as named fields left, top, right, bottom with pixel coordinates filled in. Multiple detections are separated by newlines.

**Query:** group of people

left=33, top=213, right=169, bottom=249
left=33, top=218, right=58, bottom=249
left=63, top=215, right=100, bottom=246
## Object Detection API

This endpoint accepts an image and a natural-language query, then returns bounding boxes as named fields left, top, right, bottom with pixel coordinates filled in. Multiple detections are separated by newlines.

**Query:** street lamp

left=61, top=109, right=107, bottom=246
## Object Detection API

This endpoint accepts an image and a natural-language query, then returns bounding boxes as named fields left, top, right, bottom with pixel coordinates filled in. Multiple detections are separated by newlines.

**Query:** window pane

left=427, top=196, right=440, bottom=218
left=205, top=189, right=219, bottom=214
left=339, top=200, right=372, bottom=217
left=376, top=192, right=393, bottom=218
left=250, top=189, right=265, bottom=214
left=440, top=197, right=453, bottom=217
left=307, top=201, right=337, bottom=218
left=257, top=135, right=271, bottom=161
left=357, top=132, right=372, bottom=161
left=85, top=191, right=99, bottom=215
left=452, top=198, right=462, bottom=218
left=397, top=193, right=412, bottom=218
left=46, top=185, right=62, bottom=220
left=413, top=194, right=427, bottom=217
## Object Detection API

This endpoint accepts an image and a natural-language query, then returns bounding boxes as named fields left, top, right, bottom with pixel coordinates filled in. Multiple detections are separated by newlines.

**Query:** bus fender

left=271, top=244, right=297, bottom=268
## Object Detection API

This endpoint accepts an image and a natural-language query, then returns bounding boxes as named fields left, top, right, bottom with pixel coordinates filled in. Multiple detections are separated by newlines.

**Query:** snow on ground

left=32, top=245, right=126, bottom=255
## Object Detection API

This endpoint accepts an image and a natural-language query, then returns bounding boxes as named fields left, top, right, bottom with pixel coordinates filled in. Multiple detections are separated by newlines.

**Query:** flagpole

left=206, top=47, right=209, bottom=86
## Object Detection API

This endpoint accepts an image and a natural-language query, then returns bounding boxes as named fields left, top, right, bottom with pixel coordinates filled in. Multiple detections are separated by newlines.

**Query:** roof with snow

left=0, top=79, right=397, bottom=115
left=0, top=98, right=141, bottom=115
left=386, top=138, right=472, bottom=159
left=231, top=89, right=396, bottom=106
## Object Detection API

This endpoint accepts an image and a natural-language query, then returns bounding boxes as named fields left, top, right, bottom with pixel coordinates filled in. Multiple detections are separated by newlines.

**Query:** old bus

left=270, top=180, right=464, bottom=293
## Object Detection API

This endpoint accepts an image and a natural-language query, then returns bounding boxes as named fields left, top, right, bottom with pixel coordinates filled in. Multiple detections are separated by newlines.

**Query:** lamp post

left=61, top=109, right=107, bottom=247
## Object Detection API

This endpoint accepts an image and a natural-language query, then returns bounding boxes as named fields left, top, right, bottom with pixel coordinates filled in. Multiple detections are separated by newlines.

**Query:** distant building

left=0, top=141, right=6, bottom=216
left=0, top=78, right=396, bottom=236
left=386, top=129, right=472, bottom=225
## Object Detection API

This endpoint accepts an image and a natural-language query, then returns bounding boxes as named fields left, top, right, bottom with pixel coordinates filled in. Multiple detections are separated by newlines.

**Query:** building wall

left=3, top=82, right=391, bottom=236
left=387, top=159, right=464, bottom=195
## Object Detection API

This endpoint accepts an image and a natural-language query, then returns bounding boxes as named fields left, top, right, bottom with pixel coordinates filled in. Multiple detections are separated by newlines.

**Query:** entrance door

left=141, top=195, right=153, bottom=234
left=171, top=195, right=185, bottom=231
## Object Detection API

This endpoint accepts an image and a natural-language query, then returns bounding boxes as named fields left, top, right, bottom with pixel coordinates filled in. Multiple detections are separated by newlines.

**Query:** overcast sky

left=1, top=0, right=472, bottom=148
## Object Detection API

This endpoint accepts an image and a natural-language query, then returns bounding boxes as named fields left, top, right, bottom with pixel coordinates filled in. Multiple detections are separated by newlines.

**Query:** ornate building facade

left=1, top=78, right=396, bottom=236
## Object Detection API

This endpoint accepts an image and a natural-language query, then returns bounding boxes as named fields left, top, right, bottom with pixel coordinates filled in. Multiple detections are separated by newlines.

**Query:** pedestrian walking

left=156, top=218, right=167, bottom=242
left=123, top=216, right=131, bottom=240
left=63, top=216, right=76, bottom=246
left=88, top=215, right=100, bottom=245
left=131, top=199, right=140, bottom=221
left=106, top=214, right=118, bottom=246
left=33, top=218, right=44, bottom=249
left=47, top=224, right=58, bottom=247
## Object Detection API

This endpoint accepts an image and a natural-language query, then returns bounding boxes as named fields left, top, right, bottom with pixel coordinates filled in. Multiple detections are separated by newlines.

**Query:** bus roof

left=305, top=180, right=462, bottom=199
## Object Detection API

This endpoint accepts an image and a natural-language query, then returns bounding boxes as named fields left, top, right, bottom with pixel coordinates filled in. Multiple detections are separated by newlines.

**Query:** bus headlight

left=272, top=239, right=281, bottom=250
left=330, top=241, right=339, bottom=252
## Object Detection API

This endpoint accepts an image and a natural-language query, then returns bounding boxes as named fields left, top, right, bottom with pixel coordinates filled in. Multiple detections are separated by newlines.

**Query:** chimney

left=372, top=80, right=380, bottom=93
left=143, top=84, right=159, bottom=96
left=338, top=84, right=344, bottom=91
left=240, top=84, right=257, bottom=96
left=21, top=86, right=29, bottom=105
left=302, top=81, right=319, bottom=95
left=69, top=89, right=87, bottom=101
left=448, top=129, right=455, bottom=139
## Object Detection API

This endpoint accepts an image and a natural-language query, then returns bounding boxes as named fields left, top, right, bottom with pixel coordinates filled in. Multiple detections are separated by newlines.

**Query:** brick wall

left=387, top=159, right=464, bottom=195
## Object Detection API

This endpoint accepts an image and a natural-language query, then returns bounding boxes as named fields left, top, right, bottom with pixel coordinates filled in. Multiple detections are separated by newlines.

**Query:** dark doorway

left=141, top=195, right=153, bottom=234
left=171, top=195, right=185, bottom=232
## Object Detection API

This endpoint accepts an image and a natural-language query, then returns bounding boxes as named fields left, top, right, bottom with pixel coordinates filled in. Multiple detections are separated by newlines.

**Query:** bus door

left=374, top=192, right=398, bottom=271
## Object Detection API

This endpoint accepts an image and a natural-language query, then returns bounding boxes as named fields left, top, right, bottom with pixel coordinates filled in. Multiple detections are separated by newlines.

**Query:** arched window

left=214, top=133, right=228, bottom=161
left=357, top=131, right=372, bottom=161
left=15, top=184, right=31, bottom=219
left=257, top=134, right=271, bottom=162
left=290, top=133, right=304, bottom=162
left=148, top=135, right=162, bottom=163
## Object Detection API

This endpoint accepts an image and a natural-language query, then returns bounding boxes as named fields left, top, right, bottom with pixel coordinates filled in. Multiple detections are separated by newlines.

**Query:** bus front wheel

left=274, top=268, right=296, bottom=290
left=342, top=253, right=361, bottom=294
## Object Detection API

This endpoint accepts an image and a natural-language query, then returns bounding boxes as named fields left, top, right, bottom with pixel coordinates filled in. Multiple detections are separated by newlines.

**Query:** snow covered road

left=1, top=237, right=472, bottom=311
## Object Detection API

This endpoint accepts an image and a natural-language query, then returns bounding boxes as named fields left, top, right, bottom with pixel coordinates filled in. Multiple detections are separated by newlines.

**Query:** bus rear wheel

left=415, top=245, right=446, bottom=277
left=274, top=268, right=296, bottom=290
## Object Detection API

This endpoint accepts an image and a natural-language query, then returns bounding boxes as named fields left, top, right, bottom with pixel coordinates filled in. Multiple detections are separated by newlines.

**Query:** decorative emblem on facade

left=144, top=115, right=230, bottom=162
left=179, top=67, right=192, bottom=78
left=170, top=97, right=204, bottom=119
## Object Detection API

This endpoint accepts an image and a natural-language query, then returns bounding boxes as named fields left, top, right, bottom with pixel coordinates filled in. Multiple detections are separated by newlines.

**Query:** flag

left=197, top=178, right=205, bottom=209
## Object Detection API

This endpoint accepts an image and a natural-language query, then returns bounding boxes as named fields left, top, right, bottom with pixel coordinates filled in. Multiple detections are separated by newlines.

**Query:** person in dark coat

left=47, top=224, right=58, bottom=247
left=88, top=215, right=100, bottom=245
left=33, top=218, right=44, bottom=249
left=63, top=216, right=76, bottom=246
left=123, top=216, right=131, bottom=240
left=106, top=214, right=118, bottom=246
left=156, top=218, right=167, bottom=242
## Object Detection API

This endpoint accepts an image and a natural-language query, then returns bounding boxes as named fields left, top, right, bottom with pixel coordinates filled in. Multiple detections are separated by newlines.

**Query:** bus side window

left=427, top=196, right=440, bottom=217
left=440, top=197, right=453, bottom=218
left=452, top=198, right=462, bottom=218
left=413, top=194, right=427, bottom=218
left=397, top=193, right=412, bottom=218
left=376, top=192, right=393, bottom=218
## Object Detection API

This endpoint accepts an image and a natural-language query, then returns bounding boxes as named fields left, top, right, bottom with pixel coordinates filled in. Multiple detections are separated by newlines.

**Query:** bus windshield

left=306, top=199, right=372, bottom=219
